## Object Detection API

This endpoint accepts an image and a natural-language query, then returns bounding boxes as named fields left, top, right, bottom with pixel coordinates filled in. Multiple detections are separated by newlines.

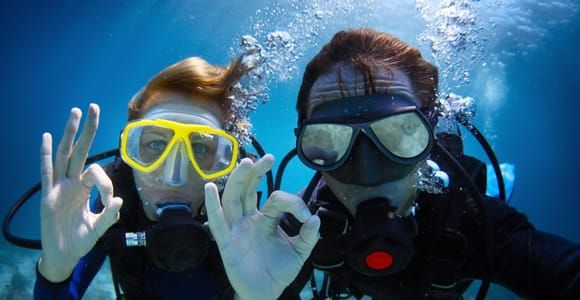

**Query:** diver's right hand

left=38, top=104, right=123, bottom=283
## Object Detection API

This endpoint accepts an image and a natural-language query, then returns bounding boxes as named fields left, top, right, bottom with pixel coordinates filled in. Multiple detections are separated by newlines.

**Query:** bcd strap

left=103, top=158, right=149, bottom=298
left=417, top=154, right=487, bottom=295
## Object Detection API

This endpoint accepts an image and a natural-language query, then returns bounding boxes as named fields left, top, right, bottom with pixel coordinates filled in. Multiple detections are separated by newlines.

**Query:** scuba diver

left=279, top=28, right=580, bottom=299
left=29, top=56, right=320, bottom=299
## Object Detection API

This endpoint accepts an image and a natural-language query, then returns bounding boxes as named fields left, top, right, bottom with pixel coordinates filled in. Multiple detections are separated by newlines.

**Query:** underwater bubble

left=425, top=159, right=440, bottom=173
left=433, top=171, right=450, bottom=189
left=314, top=11, right=323, bottom=19
left=415, top=159, right=448, bottom=194
left=239, top=35, right=261, bottom=52
left=439, top=92, right=477, bottom=126
left=227, top=0, right=378, bottom=143
left=266, top=31, right=294, bottom=48
left=236, top=0, right=376, bottom=84
left=224, top=45, right=269, bottom=145
left=417, top=0, right=488, bottom=92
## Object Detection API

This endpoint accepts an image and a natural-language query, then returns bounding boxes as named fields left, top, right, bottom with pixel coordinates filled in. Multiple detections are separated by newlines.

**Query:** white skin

left=307, top=63, right=425, bottom=217
left=38, top=103, right=123, bottom=282
left=39, top=91, right=320, bottom=300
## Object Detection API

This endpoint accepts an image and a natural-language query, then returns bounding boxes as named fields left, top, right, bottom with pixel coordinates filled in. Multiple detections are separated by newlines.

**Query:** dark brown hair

left=128, top=56, right=244, bottom=121
left=297, top=28, right=438, bottom=123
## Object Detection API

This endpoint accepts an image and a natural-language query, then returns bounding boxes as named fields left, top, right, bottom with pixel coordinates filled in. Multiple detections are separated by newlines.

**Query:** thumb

left=93, top=196, right=123, bottom=238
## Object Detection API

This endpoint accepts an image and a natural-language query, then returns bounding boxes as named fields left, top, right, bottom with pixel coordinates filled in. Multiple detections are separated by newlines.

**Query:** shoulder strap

left=416, top=152, right=488, bottom=295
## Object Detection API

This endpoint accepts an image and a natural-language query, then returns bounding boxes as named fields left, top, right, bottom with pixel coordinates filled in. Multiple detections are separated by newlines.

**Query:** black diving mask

left=296, top=94, right=434, bottom=185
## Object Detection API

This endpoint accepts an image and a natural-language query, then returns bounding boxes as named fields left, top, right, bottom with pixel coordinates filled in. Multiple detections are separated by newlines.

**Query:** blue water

left=1, top=0, right=578, bottom=298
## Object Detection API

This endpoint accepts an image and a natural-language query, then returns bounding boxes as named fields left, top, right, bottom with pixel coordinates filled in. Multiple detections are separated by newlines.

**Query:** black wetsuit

left=279, top=154, right=580, bottom=299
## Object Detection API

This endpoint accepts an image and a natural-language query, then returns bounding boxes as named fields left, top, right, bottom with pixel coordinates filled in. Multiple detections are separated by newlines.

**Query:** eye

left=401, top=122, right=417, bottom=135
left=192, top=143, right=209, bottom=156
left=147, top=140, right=167, bottom=153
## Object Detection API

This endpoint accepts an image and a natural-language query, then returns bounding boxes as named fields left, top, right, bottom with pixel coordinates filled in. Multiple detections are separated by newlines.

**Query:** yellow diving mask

left=120, top=119, right=239, bottom=180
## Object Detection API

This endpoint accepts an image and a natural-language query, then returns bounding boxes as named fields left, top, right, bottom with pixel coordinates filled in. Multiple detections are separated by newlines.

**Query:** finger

left=68, top=104, right=99, bottom=177
left=260, top=191, right=312, bottom=230
left=55, top=108, right=82, bottom=179
left=204, top=182, right=230, bottom=249
left=293, top=215, right=320, bottom=261
left=221, top=158, right=253, bottom=225
left=81, top=164, right=113, bottom=204
left=241, top=154, right=274, bottom=216
left=40, top=133, right=54, bottom=197
left=93, top=196, right=123, bottom=239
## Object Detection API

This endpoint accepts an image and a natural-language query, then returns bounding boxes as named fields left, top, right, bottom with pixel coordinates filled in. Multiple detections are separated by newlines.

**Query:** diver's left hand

left=205, top=154, right=320, bottom=300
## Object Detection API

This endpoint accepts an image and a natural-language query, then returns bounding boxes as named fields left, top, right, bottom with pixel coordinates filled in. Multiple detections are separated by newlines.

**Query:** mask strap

left=421, top=106, right=438, bottom=129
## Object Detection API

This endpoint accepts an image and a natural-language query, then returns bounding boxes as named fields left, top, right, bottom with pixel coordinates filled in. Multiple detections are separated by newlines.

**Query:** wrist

left=37, top=255, right=76, bottom=283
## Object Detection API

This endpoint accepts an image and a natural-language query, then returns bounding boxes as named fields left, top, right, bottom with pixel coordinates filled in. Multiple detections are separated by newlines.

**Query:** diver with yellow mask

left=10, top=56, right=320, bottom=299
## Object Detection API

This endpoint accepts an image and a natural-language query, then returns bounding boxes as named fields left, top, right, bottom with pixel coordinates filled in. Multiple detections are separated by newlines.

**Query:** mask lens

left=370, top=112, right=430, bottom=159
left=300, top=124, right=353, bottom=167
left=126, top=125, right=175, bottom=167
left=189, top=132, right=235, bottom=174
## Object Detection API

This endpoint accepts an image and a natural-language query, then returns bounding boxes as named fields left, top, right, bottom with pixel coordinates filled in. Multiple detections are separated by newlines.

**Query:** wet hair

left=296, top=28, right=438, bottom=124
left=128, top=56, right=244, bottom=121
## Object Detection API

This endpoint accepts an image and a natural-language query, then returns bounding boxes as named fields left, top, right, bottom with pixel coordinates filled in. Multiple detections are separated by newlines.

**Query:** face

left=132, top=91, right=226, bottom=221
left=305, top=63, right=426, bottom=215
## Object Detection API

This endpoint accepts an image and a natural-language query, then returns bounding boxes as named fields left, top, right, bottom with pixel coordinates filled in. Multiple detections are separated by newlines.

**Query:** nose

left=162, top=141, right=190, bottom=187
left=348, top=132, right=386, bottom=183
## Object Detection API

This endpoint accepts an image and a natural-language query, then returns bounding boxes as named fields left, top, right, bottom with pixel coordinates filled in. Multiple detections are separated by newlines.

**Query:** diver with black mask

left=30, top=56, right=320, bottom=300
left=280, top=28, right=580, bottom=300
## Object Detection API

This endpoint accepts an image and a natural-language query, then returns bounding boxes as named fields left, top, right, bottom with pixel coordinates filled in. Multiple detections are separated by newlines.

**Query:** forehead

left=307, top=63, right=420, bottom=118
left=142, top=91, right=224, bottom=128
